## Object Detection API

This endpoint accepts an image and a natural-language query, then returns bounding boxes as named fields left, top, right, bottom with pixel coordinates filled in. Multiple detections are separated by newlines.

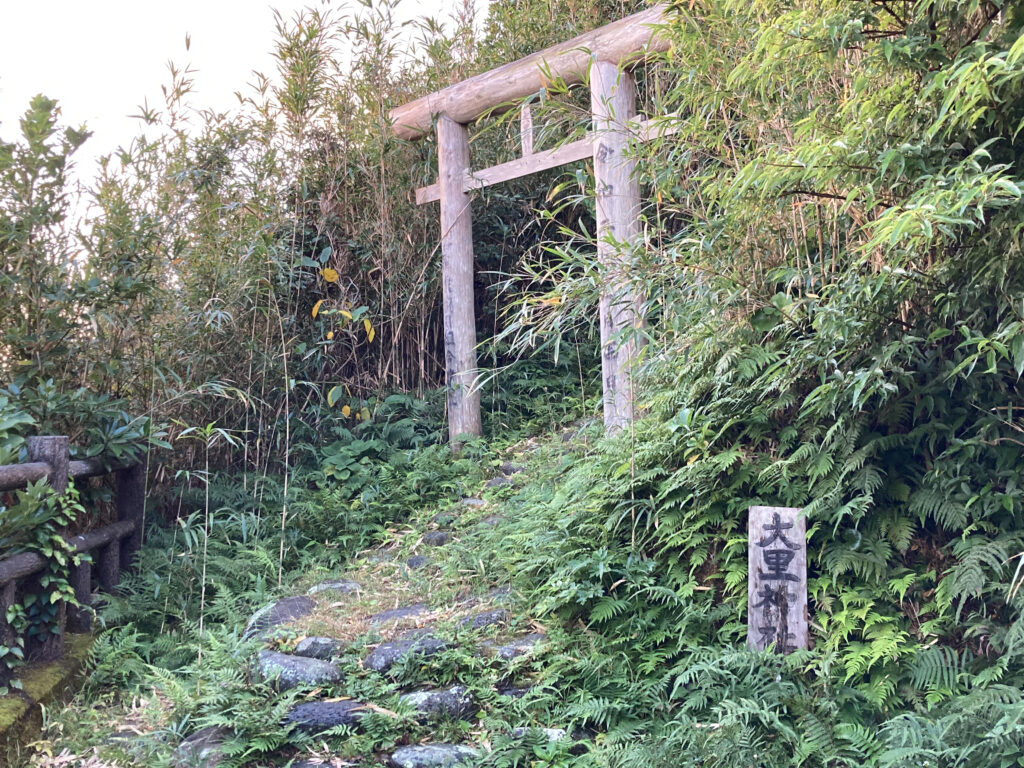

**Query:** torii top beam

left=389, top=4, right=669, bottom=141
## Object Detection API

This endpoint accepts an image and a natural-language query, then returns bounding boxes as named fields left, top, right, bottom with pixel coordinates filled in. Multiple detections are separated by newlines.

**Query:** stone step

left=457, top=608, right=509, bottom=630
left=511, top=726, right=567, bottom=741
left=243, top=596, right=315, bottom=640
left=173, top=725, right=229, bottom=768
left=255, top=650, right=342, bottom=690
left=285, top=699, right=366, bottom=734
left=431, top=509, right=459, bottom=527
left=481, top=633, right=545, bottom=660
left=389, top=744, right=479, bottom=768
left=370, top=603, right=429, bottom=625
left=293, top=636, right=344, bottom=661
left=363, top=631, right=449, bottom=674
left=399, top=685, right=476, bottom=721
left=421, top=531, right=451, bottom=547
left=306, top=579, right=361, bottom=596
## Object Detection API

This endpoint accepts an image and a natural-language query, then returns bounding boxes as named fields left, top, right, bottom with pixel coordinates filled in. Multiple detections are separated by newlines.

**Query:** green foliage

left=11, top=0, right=1024, bottom=766
left=1, top=0, right=614, bottom=490
left=314, top=393, right=444, bottom=490
left=0, top=96, right=161, bottom=460
left=464, top=0, right=1024, bottom=765
left=296, top=441, right=487, bottom=552
left=0, top=482, right=83, bottom=693
left=0, top=95, right=90, bottom=386
left=0, top=394, right=34, bottom=464
left=0, top=379, right=162, bottom=464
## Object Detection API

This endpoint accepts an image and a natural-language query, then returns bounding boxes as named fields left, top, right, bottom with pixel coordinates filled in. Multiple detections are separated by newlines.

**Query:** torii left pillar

left=437, top=113, right=483, bottom=447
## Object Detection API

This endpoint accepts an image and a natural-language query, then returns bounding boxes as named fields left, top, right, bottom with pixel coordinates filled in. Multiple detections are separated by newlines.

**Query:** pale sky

left=0, top=0, right=464, bottom=184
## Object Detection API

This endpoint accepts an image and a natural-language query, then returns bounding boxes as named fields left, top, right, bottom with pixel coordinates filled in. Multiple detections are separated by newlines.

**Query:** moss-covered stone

left=0, top=697, right=29, bottom=732
left=0, top=632, right=93, bottom=764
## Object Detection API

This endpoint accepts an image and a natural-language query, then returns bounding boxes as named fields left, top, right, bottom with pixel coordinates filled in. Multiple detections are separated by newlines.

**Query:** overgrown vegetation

left=3, top=0, right=1024, bottom=766
left=477, top=0, right=1024, bottom=763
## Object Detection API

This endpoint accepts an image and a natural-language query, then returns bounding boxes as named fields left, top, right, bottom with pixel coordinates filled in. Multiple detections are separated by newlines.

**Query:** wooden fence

left=0, top=436, right=144, bottom=679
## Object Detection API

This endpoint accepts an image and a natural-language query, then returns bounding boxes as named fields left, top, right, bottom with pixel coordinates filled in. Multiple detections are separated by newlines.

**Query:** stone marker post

left=747, top=506, right=808, bottom=653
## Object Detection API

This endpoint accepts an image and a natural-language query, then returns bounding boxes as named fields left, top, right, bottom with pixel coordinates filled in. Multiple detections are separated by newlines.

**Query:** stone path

left=176, top=461, right=577, bottom=767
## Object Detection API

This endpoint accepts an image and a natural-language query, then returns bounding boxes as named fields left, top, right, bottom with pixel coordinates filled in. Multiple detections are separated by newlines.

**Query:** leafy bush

left=0, top=481, right=84, bottom=692
left=464, top=0, right=1024, bottom=765
left=11, top=0, right=1024, bottom=766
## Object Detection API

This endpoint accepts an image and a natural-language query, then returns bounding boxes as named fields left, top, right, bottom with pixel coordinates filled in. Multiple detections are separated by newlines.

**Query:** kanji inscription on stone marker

left=747, top=506, right=808, bottom=653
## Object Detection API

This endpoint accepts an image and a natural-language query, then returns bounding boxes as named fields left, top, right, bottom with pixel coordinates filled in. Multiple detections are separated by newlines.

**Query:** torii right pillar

left=591, top=59, right=643, bottom=434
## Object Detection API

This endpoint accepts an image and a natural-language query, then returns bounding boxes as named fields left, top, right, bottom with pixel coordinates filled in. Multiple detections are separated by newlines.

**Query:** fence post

left=66, top=560, right=93, bottom=633
left=25, top=436, right=70, bottom=661
left=116, top=463, right=145, bottom=569
left=97, top=540, right=120, bottom=593
left=26, top=436, right=69, bottom=495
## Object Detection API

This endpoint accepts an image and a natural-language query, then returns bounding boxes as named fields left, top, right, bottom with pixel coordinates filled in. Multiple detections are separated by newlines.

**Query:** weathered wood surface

left=591, top=60, right=643, bottom=434
left=393, top=10, right=680, bottom=446
left=520, top=104, right=534, bottom=157
left=117, top=463, right=146, bottom=566
left=67, top=519, right=136, bottom=555
left=414, top=114, right=681, bottom=205
left=0, top=457, right=131, bottom=492
left=0, top=520, right=136, bottom=586
left=0, top=553, right=44, bottom=586
left=438, top=114, right=483, bottom=444
left=98, top=540, right=120, bottom=593
left=70, top=456, right=131, bottom=479
left=747, top=506, right=808, bottom=653
left=67, top=560, right=93, bottom=633
left=391, top=5, right=669, bottom=140
left=416, top=135, right=592, bottom=205
left=0, top=438, right=145, bottom=674
left=0, top=435, right=141, bottom=588
left=0, top=581, right=16, bottom=649
left=26, top=436, right=69, bottom=496
left=0, top=462, right=50, bottom=492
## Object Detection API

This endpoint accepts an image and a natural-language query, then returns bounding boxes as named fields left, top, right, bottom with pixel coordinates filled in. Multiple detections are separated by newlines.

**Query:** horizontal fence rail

left=0, top=456, right=127, bottom=493
left=0, top=436, right=145, bottom=676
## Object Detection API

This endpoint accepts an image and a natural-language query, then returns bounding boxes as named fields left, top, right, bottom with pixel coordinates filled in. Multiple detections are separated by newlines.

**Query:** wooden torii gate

left=390, top=5, right=670, bottom=445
